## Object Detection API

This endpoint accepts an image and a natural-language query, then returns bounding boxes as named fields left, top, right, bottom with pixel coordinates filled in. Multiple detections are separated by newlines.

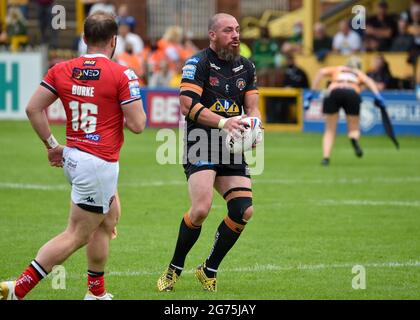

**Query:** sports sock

left=170, top=212, right=202, bottom=276
left=350, top=138, right=363, bottom=157
left=14, top=260, right=48, bottom=299
left=87, top=270, right=105, bottom=296
left=205, top=217, right=246, bottom=277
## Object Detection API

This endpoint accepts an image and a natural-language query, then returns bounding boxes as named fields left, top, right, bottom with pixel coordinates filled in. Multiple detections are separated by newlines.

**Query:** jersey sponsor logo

left=182, top=64, right=197, bottom=80
left=236, top=78, right=246, bottom=91
left=210, top=99, right=240, bottom=115
left=232, top=65, right=243, bottom=73
left=124, top=69, right=138, bottom=80
left=84, top=196, right=95, bottom=204
left=209, top=76, right=220, bottom=87
left=72, top=68, right=101, bottom=80
left=83, top=60, right=97, bottom=66
left=210, top=62, right=221, bottom=70
left=85, top=133, right=101, bottom=142
left=186, top=57, right=200, bottom=64
left=193, top=160, right=215, bottom=167
left=128, top=80, right=141, bottom=98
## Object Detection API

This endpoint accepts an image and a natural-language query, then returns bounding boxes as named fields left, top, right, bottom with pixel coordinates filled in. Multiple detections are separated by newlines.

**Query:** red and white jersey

left=41, top=53, right=142, bottom=162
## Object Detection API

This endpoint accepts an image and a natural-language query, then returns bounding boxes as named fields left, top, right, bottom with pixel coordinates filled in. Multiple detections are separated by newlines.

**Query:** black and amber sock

left=170, top=212, right=202, bottom=276
left=205, top=216, right=246, bottom=277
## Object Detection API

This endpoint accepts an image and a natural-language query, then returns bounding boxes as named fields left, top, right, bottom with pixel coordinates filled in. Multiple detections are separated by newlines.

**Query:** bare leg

left=86, top=193, right=121, bottom=272
left=35, top=202, right=106, bottom=273
left=347, top=115, right=361, bottom=140
left=346, top=115, right=363, bottom=157
left=323, top=113, right=339, bottom=160
left=187, top=170, right=216, bottom=226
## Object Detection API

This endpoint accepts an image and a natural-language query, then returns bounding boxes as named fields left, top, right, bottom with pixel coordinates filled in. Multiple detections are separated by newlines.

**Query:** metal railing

left=147, top=0, right=216, bottom=40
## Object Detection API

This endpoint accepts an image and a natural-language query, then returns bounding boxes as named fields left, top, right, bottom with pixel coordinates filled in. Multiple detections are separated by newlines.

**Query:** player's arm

left=243, top=93, right=260, bottom=118
left=357, top=70, right=381, bottom=96
left=243, top=61, right=261, bottom=119
left=357, top=70, right=386, bottom=108
left=26, top=85, right=63, bottom=167
left=180, top=95, right=244, bottom=131
left=311, top=67, right=334, bottom=90
left=121, top=99, right=146, bottom=134
left=118, top=68, right=147, bottom=133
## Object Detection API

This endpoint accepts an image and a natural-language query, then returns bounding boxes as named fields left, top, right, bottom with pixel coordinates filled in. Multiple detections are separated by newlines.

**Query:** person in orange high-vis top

left=117, top=43, right=145, bottom=86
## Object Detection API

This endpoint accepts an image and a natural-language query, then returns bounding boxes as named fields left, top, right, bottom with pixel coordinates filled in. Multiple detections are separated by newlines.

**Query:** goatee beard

left=217, top=46, right=240, bottom=62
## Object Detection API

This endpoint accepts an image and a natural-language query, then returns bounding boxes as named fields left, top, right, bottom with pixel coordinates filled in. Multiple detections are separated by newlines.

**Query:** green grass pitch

left=0, top=120, right=419, bottom=300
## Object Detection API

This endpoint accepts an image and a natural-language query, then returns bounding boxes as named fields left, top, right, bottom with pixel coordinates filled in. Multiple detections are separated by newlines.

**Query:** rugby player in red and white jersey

left=0, top=11, right=146, bottom=300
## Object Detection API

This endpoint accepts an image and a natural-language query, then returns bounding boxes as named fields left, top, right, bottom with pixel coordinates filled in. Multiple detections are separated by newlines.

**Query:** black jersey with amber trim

left=180, top=47, right=258, bottom=134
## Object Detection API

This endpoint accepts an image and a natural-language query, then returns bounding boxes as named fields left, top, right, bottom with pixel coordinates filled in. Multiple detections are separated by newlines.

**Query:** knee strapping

left=223, top=187, right=253, bottom=225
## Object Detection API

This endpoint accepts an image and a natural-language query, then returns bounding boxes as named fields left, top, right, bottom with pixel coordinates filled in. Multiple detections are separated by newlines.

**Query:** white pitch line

left=0, top=182, right=68, bottom=191
left=53, top=260, right=420, bottom=280
left=319, top=200, right=420, bottom=207
left=1, top=177, right=420, bottom=191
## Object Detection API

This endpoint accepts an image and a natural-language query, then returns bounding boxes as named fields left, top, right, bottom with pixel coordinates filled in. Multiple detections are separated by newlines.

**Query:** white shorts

left=63, top=147, right=119, bottom=214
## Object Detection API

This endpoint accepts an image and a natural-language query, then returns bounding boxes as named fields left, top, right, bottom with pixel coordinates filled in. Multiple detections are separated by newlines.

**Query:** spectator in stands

left=283, top=54, right=309, bottom=88
left=364, top=34, right=381, bottom=52
left=182, top=29, right=199, bottom=59
left=287, top=21, right=304, bottom=53
left=81, top=0, right=100, bottom=18
left=365, top=1, right=397, bottom=51
left=157, top=26, right=191, bottom=72
left=168, top=60, right=183, bottom=88
left=367, top=55, right=397, bottom=90
left=116, top=43, right=144, bottom=85
left=36, top=0, right=58, bottom=48
left=145, top=41, right=161, bottom=83
left=313, top=22, right=332, bottom=62
left=117, top=4, right=136, bottom=32
left=148, top=60, right=173, bottom=88
left=400, top=0, right=420, bottom=24
left=89, top=0, right=116, bottom=16
left=0, top=19, right=8, bottom=48
left=115, top=22, right=144, bottom=57
left=8, top=0, right=29, bottom=18
left=6, top=6, right=27, bottom=38
left=77, top=32, right=87, bottom=55
left=333, top=19, right=362, bottom=55
left=391, top=18, right=415, bottom=52
left=251, top=27, right=279, bottom=70
left=407, top=2, right=420, bottom=47
left=405, top=2, right=420, bottom=65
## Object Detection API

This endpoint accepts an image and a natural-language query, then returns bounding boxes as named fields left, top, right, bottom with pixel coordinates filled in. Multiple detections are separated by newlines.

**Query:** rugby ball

left=225, top=117, right=263, bottom=154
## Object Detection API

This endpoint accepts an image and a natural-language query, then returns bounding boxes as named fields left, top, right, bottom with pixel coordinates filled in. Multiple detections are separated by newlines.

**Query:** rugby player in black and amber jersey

left=157, top=13, right=262, bottom=292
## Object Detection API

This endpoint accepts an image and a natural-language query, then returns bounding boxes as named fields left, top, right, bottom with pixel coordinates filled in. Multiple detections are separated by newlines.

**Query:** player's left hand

left=48, top=145, right=64, bottom=167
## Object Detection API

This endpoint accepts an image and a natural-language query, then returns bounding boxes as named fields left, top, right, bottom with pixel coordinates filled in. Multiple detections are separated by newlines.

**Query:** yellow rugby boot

left=157, top=267, right=178, bottom=292
left=195, top=264, right=217, bottom=292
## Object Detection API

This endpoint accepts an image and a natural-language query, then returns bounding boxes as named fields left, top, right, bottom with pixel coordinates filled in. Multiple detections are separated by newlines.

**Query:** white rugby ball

left=225, top=117, right=263, bottom=154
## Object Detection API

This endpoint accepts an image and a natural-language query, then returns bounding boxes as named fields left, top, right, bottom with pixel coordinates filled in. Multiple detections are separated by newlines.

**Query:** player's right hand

left=48, top=145, right=65, bottom=167
left=303, top=91, right=315, bottom=111
left=222, top=115, right=247, bottom=134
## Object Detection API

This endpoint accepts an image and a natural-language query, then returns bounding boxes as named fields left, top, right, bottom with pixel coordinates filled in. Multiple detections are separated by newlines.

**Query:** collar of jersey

left=82, top=53, right=109, bottom=59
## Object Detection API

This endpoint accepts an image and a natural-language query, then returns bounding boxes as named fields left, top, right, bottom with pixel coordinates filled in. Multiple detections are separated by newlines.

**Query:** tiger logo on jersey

left=209, top=99, right=240, bottom=116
